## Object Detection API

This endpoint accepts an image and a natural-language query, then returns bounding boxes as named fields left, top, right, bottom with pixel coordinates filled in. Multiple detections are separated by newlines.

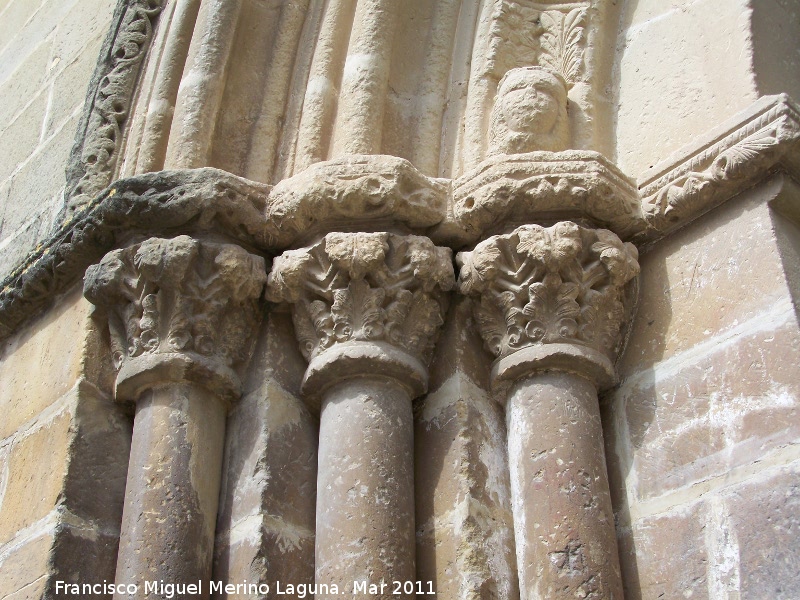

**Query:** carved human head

left=488, top=66, right=569, bottom=155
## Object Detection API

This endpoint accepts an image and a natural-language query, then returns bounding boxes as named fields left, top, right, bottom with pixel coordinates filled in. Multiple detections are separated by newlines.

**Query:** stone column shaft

left=457, top=222, right=639, bottom=600
left=84, top=236, right=266, bottom=600
left=506, top=372, right=621, bottom=600
left=316, top=376, right=415, bottom=597
left=115, top=383, right=225, bottom=598
left=267, top=232, right=454, bottom=598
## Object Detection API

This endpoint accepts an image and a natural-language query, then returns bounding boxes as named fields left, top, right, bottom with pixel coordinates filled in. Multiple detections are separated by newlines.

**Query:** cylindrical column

left=266, top=232, right=454, bottom=599
left=457, top=222, right=640, bottom=600
left=84, top=236, right=267, bottom=599
left=316, top=376, right=415, bottom=597
left=506, top=372, right=621, bottom=600
left=114, top=383, right=225, bottom=598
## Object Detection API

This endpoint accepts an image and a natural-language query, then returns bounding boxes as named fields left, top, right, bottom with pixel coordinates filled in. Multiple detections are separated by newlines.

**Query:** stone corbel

left=457, top=221, right=639, bottom=600
left=266, top=231, right=454, bottom=599
left=83, top=235, right=267, bottom=599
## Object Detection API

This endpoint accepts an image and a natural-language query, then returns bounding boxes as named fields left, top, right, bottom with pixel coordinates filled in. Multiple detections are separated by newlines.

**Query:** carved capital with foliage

left=266, top=232, right=454, bottom=398
left=84, top=236, right=267, bottom=401
left=457, top=222, right=638, bottom=387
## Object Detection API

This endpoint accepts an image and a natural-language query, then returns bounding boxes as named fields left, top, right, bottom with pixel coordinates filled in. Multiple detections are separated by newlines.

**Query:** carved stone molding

left=638, top=94, right=800, bottom=243
left=66, top=0, right=166, bottom=213
left=266, top=232, right=454, bottom=399
left=84, top=235, right=267, bottom=401
left=264, top=154, right=448, bottom=246
left=0, top=168, right=270, bottom=341
left=457, top=221, right=639, bottom=388
left=433, top=151, right=644, bottom=247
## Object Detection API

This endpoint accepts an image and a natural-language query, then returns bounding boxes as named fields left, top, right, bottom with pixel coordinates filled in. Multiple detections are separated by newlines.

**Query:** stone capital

left=266, top=232, right=454, bottom=402
left=84, top=235, right=267, bottom=403
left=457, top=222, right=639, bottom=390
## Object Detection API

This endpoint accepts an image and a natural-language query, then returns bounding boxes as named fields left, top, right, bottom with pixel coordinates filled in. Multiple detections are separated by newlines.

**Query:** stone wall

left=0, top=0, right=116, bottom=277
left=605, top=174, right=800, bottom=599
left=0, top=1, right=798, bottom=599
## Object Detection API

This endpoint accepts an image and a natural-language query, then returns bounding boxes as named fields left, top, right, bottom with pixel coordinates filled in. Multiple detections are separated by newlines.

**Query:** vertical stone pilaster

left=457, top=222, right=639, bottom=600
left=84, top=235, right=267, bottom=599
left=266, top=232, right=454, bottom=599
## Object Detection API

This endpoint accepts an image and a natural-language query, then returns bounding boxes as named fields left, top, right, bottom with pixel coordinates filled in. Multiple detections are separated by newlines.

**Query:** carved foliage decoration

left=487, top=1, right=588, bottom=85
left=67, top=0, right=166, bottom=213
left=266, top=233, right=454, bottom=365
left=458, top=222, right=639, bottom=360
left=641, top=101, right=800, bottom=234
left=84, top=236, right=267, bottom=371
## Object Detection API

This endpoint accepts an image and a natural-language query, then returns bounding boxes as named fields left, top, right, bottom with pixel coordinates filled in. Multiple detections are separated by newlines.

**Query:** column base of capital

left=491, top=343, right=615, bottom=398
left=302, top=341, right=428, bottom=411
left=116, top=352, right=241, bottom=405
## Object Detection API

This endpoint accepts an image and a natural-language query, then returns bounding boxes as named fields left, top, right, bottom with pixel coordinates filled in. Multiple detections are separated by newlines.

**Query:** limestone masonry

left=0, top=1, right=799, bottom=599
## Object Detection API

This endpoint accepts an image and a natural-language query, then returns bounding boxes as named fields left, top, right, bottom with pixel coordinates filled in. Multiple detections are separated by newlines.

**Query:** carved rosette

left=457, top=222, right=639, bottom=387
left=84, top=235, right=267, bottom=401
left=266, top=232, right=454, bottom=397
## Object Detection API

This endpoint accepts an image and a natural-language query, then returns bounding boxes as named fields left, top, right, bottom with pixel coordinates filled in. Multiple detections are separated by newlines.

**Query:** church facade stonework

left=0, top=1, right=799, bottom=599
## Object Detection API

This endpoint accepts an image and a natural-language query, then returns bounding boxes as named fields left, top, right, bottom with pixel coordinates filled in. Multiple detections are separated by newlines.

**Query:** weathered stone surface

left=616, top=0, right=762, bottom=177
left=267, top=231, right=454, bottom=377
left=414, top=372, right=517, bottom=600
left=0, top=531, right=54, bottom=599
left=114, top=383, right=225, bottom=597
left=618, top=319, right=800, bottom=504
left=507, top=372, right=623, bottom=600
left=636, top=95, right=800, bottom=242
left=725, top=464, right=800, bottom=599
left=621, top=502, right=709, bottom=600
left=619, top=175, right=794, bottom=380
left=0, top=409, right=72, bottom=544
left=0, top=288, right=91, bottom=440
left=264, top=154, right=448, bottom=246
left=84, top=235, right=267, bottom=401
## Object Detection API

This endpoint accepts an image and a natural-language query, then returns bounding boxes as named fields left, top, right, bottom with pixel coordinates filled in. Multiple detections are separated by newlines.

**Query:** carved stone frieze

left=457, top=222, right=638, bottom=381
left=266, top=232, right=454, bottom=371
left=264, top=155, right=448, bottom=246
left=638, top=94, right=800, bottom=242
left=486, top=1, right=588, bottom=85
left=84, top=235, right=267, bottom=400
left=433, top=151, right=644, bottom=247
left=67, top=0, right=166, bottom=213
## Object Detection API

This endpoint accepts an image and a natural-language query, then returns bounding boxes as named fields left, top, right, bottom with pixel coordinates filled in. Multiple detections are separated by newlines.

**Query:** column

left=83, top=236, right=266, bottom=599
left=266, top=232, right=454, bottom=599
left=457, top=222, right=639, bottom=600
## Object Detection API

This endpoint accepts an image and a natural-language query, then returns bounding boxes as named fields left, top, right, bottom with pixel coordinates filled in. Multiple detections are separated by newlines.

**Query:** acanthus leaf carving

left=538, top=8, right=586, bottom=85
left=457, top=222, right=639, bottom=362
left=266, top=233, right=454, bottom=365
left=84, top=236, right=267, bottom=376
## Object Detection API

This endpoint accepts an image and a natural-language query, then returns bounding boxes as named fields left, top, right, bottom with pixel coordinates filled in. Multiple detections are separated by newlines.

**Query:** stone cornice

left=636, top=94, right=800, bottom=244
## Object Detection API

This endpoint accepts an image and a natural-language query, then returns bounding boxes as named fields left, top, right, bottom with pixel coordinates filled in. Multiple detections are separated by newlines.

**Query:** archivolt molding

left=637, top=94, right=800, bottom=243
left=66, top=0, right=167, bottom=214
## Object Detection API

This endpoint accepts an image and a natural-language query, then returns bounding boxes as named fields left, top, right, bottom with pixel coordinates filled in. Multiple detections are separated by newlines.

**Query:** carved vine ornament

left=266, top=232, right=454, bottom=367
left=83, top=236, right=266, bottom=399
left=458, top=222, right=639, bottom=366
